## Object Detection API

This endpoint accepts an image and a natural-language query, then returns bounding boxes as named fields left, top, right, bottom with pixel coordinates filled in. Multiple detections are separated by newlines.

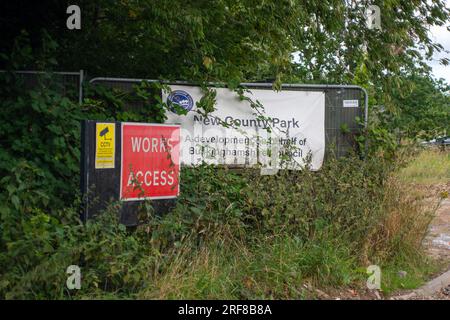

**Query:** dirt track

left=424, top=189, right=450, bottom=262
left=394, top=182, right=450, bottom=300
left=327, top=182, right=450, bottom=300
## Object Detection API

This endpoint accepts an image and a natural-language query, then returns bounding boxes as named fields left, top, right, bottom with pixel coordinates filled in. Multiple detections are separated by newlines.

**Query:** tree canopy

left=1, top=0, right=449, bottom=137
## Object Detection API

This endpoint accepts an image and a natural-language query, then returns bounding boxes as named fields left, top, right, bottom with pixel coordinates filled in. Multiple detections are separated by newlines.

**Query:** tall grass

left=399, top=148, right=450, bottom=185
left=138, top=234, right=358, bottom=299
left=0, top=151, right=443, bottom=299
left=135, top=151, right=443, bottom=299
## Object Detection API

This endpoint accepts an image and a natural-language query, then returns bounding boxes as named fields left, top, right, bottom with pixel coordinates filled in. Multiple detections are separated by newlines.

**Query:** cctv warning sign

left=95, top=123, right=115, bottom=169
left=120, top=123, right=180, bottom=201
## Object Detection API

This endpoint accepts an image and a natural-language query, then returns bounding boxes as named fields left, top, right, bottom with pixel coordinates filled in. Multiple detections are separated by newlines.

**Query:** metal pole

left=79, top=69, right=84, bottom=105
left=361, top=87, right=369, bottom=157
left=0, top=70, right=83, bottom=76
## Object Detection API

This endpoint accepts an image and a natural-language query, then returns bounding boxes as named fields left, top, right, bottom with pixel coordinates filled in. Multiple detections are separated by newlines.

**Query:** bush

left=0, top=37, right=440, bottom=299
left=2, top=146, right=438, bottom=299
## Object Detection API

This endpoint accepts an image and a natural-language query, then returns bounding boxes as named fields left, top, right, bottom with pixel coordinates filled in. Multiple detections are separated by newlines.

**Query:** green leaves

left=196, top=87, right=217, bottom=114
left=0, top=0, right=448, bottom=300
left=0, top=73, right=82, bottom=208
left=390, top=75, right=450, bottom=140
left=10, top=195, right=20, bottom=211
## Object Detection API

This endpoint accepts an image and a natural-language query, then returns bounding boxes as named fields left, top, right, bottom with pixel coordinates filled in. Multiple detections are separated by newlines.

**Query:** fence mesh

left=90, top=78, right=366, bottom=158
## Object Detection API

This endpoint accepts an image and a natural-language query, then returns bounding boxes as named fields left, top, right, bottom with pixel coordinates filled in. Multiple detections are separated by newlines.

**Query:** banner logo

left=167, top=90, right=194, bottom=113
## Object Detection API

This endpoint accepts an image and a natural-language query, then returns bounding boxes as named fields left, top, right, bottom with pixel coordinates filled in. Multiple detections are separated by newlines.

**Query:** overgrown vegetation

left=0, top=134, right=444, bottom=299
left=399, top=149, right=450, bottom=185
left=1, top=1, right=449, bottom=299
left=0, top=64, right=445, bottom=298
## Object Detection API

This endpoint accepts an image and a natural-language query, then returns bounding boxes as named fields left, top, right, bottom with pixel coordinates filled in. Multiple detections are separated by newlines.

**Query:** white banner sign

left=163, top=85, right=325, bottom=170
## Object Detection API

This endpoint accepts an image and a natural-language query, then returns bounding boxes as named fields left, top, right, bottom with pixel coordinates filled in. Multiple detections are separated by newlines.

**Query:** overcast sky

left=292, top=6, right=449, bottom=84
left=429, top=25, right=450, bottom=84
left=428, top=3, right=450, bottom=84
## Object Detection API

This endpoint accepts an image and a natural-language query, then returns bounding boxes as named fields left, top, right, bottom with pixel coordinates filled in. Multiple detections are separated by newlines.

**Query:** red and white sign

left=120, top=123, right=180, bottom=201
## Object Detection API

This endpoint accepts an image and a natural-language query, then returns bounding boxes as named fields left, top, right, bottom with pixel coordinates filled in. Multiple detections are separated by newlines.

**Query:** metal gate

left=1, top=70, right=84, bottom=104
left=89, top=77, right=367, bottom=158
